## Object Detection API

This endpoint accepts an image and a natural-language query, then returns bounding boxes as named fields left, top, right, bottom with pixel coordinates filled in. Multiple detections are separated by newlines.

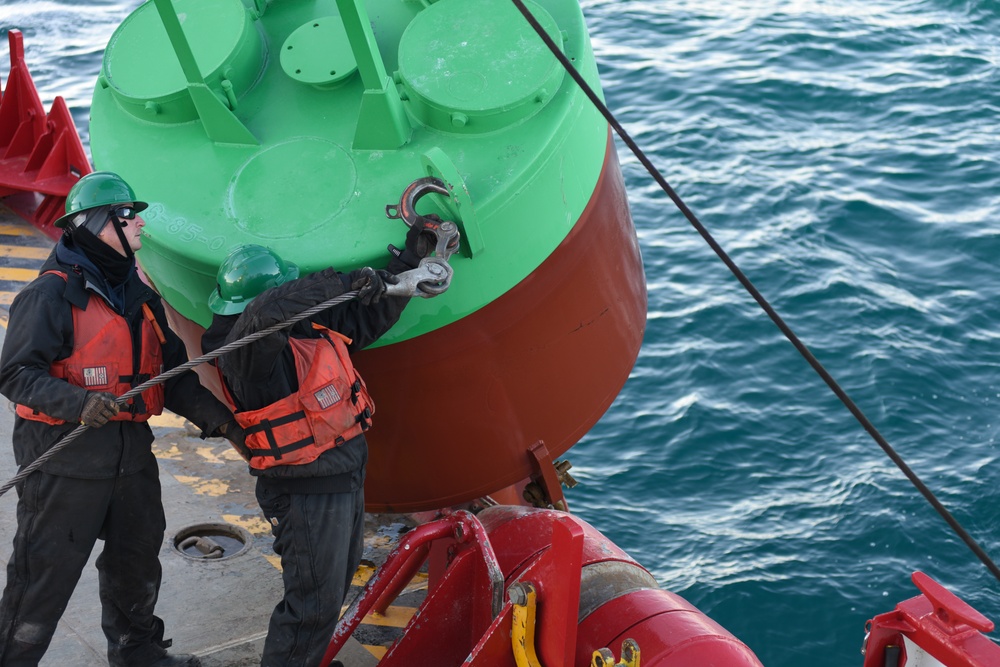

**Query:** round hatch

left=172, top=523, right=252, bottom=561
left=280, top=16, right=359, bottom=88
left=226, top=137, right=357, bottom=238
left=397, top=0, right=565, bottom=133
left=101, top=0, right=263, bottom=123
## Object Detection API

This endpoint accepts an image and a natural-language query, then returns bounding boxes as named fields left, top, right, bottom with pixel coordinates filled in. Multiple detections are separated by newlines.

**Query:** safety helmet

left=54, top=171, right=149, bottom=229
left=208, top=244, right=300, bottom=315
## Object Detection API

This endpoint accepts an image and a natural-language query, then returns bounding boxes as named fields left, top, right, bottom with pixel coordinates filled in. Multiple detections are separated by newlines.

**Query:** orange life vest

left=16, top=271, right=165, bottom=425
left=224, top=324, right=374, bottom=470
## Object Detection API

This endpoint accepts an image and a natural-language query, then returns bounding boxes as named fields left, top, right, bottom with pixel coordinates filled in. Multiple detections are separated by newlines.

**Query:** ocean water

left=2, top=1, right=1000, bottom=666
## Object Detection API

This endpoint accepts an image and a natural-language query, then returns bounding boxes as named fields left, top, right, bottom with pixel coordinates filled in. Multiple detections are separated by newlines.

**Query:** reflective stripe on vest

left=226, top=324, right=374, bottom=470
left=15, top=271, right=165, bottom=425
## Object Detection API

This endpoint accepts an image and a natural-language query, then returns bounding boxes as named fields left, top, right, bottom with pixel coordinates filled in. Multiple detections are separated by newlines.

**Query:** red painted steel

left=356, top=135, right=647, bottom=512
left=577, top=588, right=764, bottom=667
left=322, top=506, right=762, bottom=667
left=863, top=571, right=1000, bottom=667
left=497, top=513, right=583, bottom=667
left=155, top=128, right=644, bottom=516
left=475, top=505, right=635, bottom=576
left=321, top=510, right=505, bottom=667
left=477, top=506, right=760, bottom=666
left=0, top=30, right=91, bottom=240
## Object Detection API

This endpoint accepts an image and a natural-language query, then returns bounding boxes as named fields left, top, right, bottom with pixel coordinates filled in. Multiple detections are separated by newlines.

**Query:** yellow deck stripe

left=0, top=224, right=43, bottom=237
left=0, top=267, right=39, bottom=282
left=0, top=292, right=13, bottom=306
left=353, top=565, right=375, bottom=587
left=148, top=411, right=187, bottom=428
left=361, top=606, right=416, bottom=628
left=0, top=246, right=49, bottom=260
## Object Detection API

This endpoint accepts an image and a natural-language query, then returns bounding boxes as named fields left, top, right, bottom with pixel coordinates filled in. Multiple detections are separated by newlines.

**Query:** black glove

left=405, top=216, right=441, bottom=259
left=406, top=214, right=460, bottom=258
left=80, top=392, right=120, bottom=428
left=352, top=267, right=389, bottom=306
left=216, top=419, right=251, bottom=462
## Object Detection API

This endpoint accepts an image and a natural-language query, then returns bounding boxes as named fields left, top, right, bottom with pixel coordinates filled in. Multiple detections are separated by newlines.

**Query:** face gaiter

left=67, top=206, right=136, bottom=285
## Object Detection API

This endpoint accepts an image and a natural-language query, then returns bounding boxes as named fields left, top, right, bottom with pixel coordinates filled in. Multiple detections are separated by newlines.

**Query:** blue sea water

left=572, top=2, right=1000, bottom=666
left=2, top=1, right=1000, bottom=666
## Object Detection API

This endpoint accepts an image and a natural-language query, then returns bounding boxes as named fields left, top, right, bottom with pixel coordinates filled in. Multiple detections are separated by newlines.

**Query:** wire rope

left=509, top=0, right=1000, bottom=584
left=0, top=291, right=358, bottom=499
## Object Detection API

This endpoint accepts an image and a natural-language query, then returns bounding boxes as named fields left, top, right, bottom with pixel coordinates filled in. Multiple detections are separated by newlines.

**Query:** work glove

left=216, top=419, right=251, bottom=462
left=80, top=392, right=120, bottom=428
left=405, top=214, right=459, bottom=259
left=352, top=267, right=394, bottom=306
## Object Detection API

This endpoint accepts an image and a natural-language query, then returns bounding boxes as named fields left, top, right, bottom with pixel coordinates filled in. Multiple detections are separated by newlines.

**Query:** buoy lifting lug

left=386, top=176, right=461, bottom=261
left=385, top=176, right=448, bottom=226
left=384, top=177, right=461, bottom=298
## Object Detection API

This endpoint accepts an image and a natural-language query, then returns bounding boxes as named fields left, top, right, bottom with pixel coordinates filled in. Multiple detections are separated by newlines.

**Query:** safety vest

left=16, top=271, right=165, bottom=425
left=225, top=324, right=374, bottom=470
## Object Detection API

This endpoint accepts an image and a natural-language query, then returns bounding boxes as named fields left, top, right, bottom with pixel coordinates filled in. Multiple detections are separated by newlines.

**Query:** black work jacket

left=0, top=243, right=235, bottom=478
left=202, top=255, right=412, bottom=492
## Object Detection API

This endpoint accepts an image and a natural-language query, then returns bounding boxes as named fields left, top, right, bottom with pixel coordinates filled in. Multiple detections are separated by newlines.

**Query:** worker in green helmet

left=0, top=171, right=244, bottom=667
left=200, top=216, right=443, bottom=667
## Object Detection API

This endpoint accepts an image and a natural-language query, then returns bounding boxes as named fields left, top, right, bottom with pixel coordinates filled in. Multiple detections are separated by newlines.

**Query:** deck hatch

left=172, top=522, right=252, bottom=561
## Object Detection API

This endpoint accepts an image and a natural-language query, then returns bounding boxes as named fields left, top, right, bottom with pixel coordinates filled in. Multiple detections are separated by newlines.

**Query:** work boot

left=148, top=654, right=202, bottom=667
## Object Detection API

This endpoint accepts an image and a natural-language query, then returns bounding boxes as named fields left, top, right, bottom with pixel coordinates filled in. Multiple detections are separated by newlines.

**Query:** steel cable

left=509, top=0, right=1000, bottom=584
left=0, top=290, right=358, bottom=499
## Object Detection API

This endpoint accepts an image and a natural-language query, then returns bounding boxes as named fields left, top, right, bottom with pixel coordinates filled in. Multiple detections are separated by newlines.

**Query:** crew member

left=201, top=217, right=442, bottom=667
left=0, top=171, right=244, bottom=667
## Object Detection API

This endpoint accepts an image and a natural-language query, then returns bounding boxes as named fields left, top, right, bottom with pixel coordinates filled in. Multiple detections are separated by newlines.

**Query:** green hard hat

left=54, top=171, right=149, bottom=229
left=208, top=244, right=300, bottom=315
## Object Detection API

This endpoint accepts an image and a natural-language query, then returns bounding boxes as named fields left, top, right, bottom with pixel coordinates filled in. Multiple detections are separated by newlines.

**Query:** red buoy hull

left=357, top=136, right=646, bottom=512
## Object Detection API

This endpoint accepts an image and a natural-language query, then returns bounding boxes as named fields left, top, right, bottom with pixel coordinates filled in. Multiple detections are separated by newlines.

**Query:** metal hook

left=386, top=176, right=450, bottom=228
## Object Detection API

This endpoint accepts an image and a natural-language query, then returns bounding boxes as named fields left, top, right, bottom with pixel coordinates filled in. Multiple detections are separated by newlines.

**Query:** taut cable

left=509, top=0, right=1000, bottom=584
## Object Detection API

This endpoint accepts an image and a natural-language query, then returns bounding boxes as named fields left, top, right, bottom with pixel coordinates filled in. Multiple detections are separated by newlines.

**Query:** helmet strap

left=110, top=215, right=136, bottom=260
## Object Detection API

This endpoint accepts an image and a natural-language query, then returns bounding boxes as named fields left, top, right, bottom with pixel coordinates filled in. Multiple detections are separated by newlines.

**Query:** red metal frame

left=321, top=506, right=765, bottom=667
left=863, top=571, right=1000, bottom=667
left=319, top=509, right=588, bottom=667
left=0, top=29, right=91, bottom=239
left=321, top=511, right=506, bottom=667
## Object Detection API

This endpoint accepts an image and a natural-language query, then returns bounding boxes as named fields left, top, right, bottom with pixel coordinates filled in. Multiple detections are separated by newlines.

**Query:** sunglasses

left=110, top=206, right=138, bottom=227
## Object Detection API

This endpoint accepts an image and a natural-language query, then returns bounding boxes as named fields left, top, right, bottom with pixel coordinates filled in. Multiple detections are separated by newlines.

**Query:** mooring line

left=509, top=0, right=1000, bottom=584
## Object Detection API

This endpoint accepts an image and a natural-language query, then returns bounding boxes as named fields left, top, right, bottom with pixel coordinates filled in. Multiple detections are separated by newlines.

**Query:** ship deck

left=0, top=208, right=423, bottom=666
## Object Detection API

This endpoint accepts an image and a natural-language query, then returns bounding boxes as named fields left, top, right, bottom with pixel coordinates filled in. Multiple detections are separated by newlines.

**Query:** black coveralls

left=0, top=243, right=234, bottom=666
left=202, top=256, right=412, bottom=667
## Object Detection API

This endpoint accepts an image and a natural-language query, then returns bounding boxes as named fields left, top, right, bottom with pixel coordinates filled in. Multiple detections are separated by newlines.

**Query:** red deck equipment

left=323, top=507, right=764, bottom=667
left=863, top=571, right=1000, bottom=667
left=0, top=29, right=91, bottom=240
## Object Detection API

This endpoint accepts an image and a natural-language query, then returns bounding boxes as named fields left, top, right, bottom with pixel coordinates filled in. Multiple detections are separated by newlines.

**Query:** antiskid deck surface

left=0, top=207, right=421, bottom=666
